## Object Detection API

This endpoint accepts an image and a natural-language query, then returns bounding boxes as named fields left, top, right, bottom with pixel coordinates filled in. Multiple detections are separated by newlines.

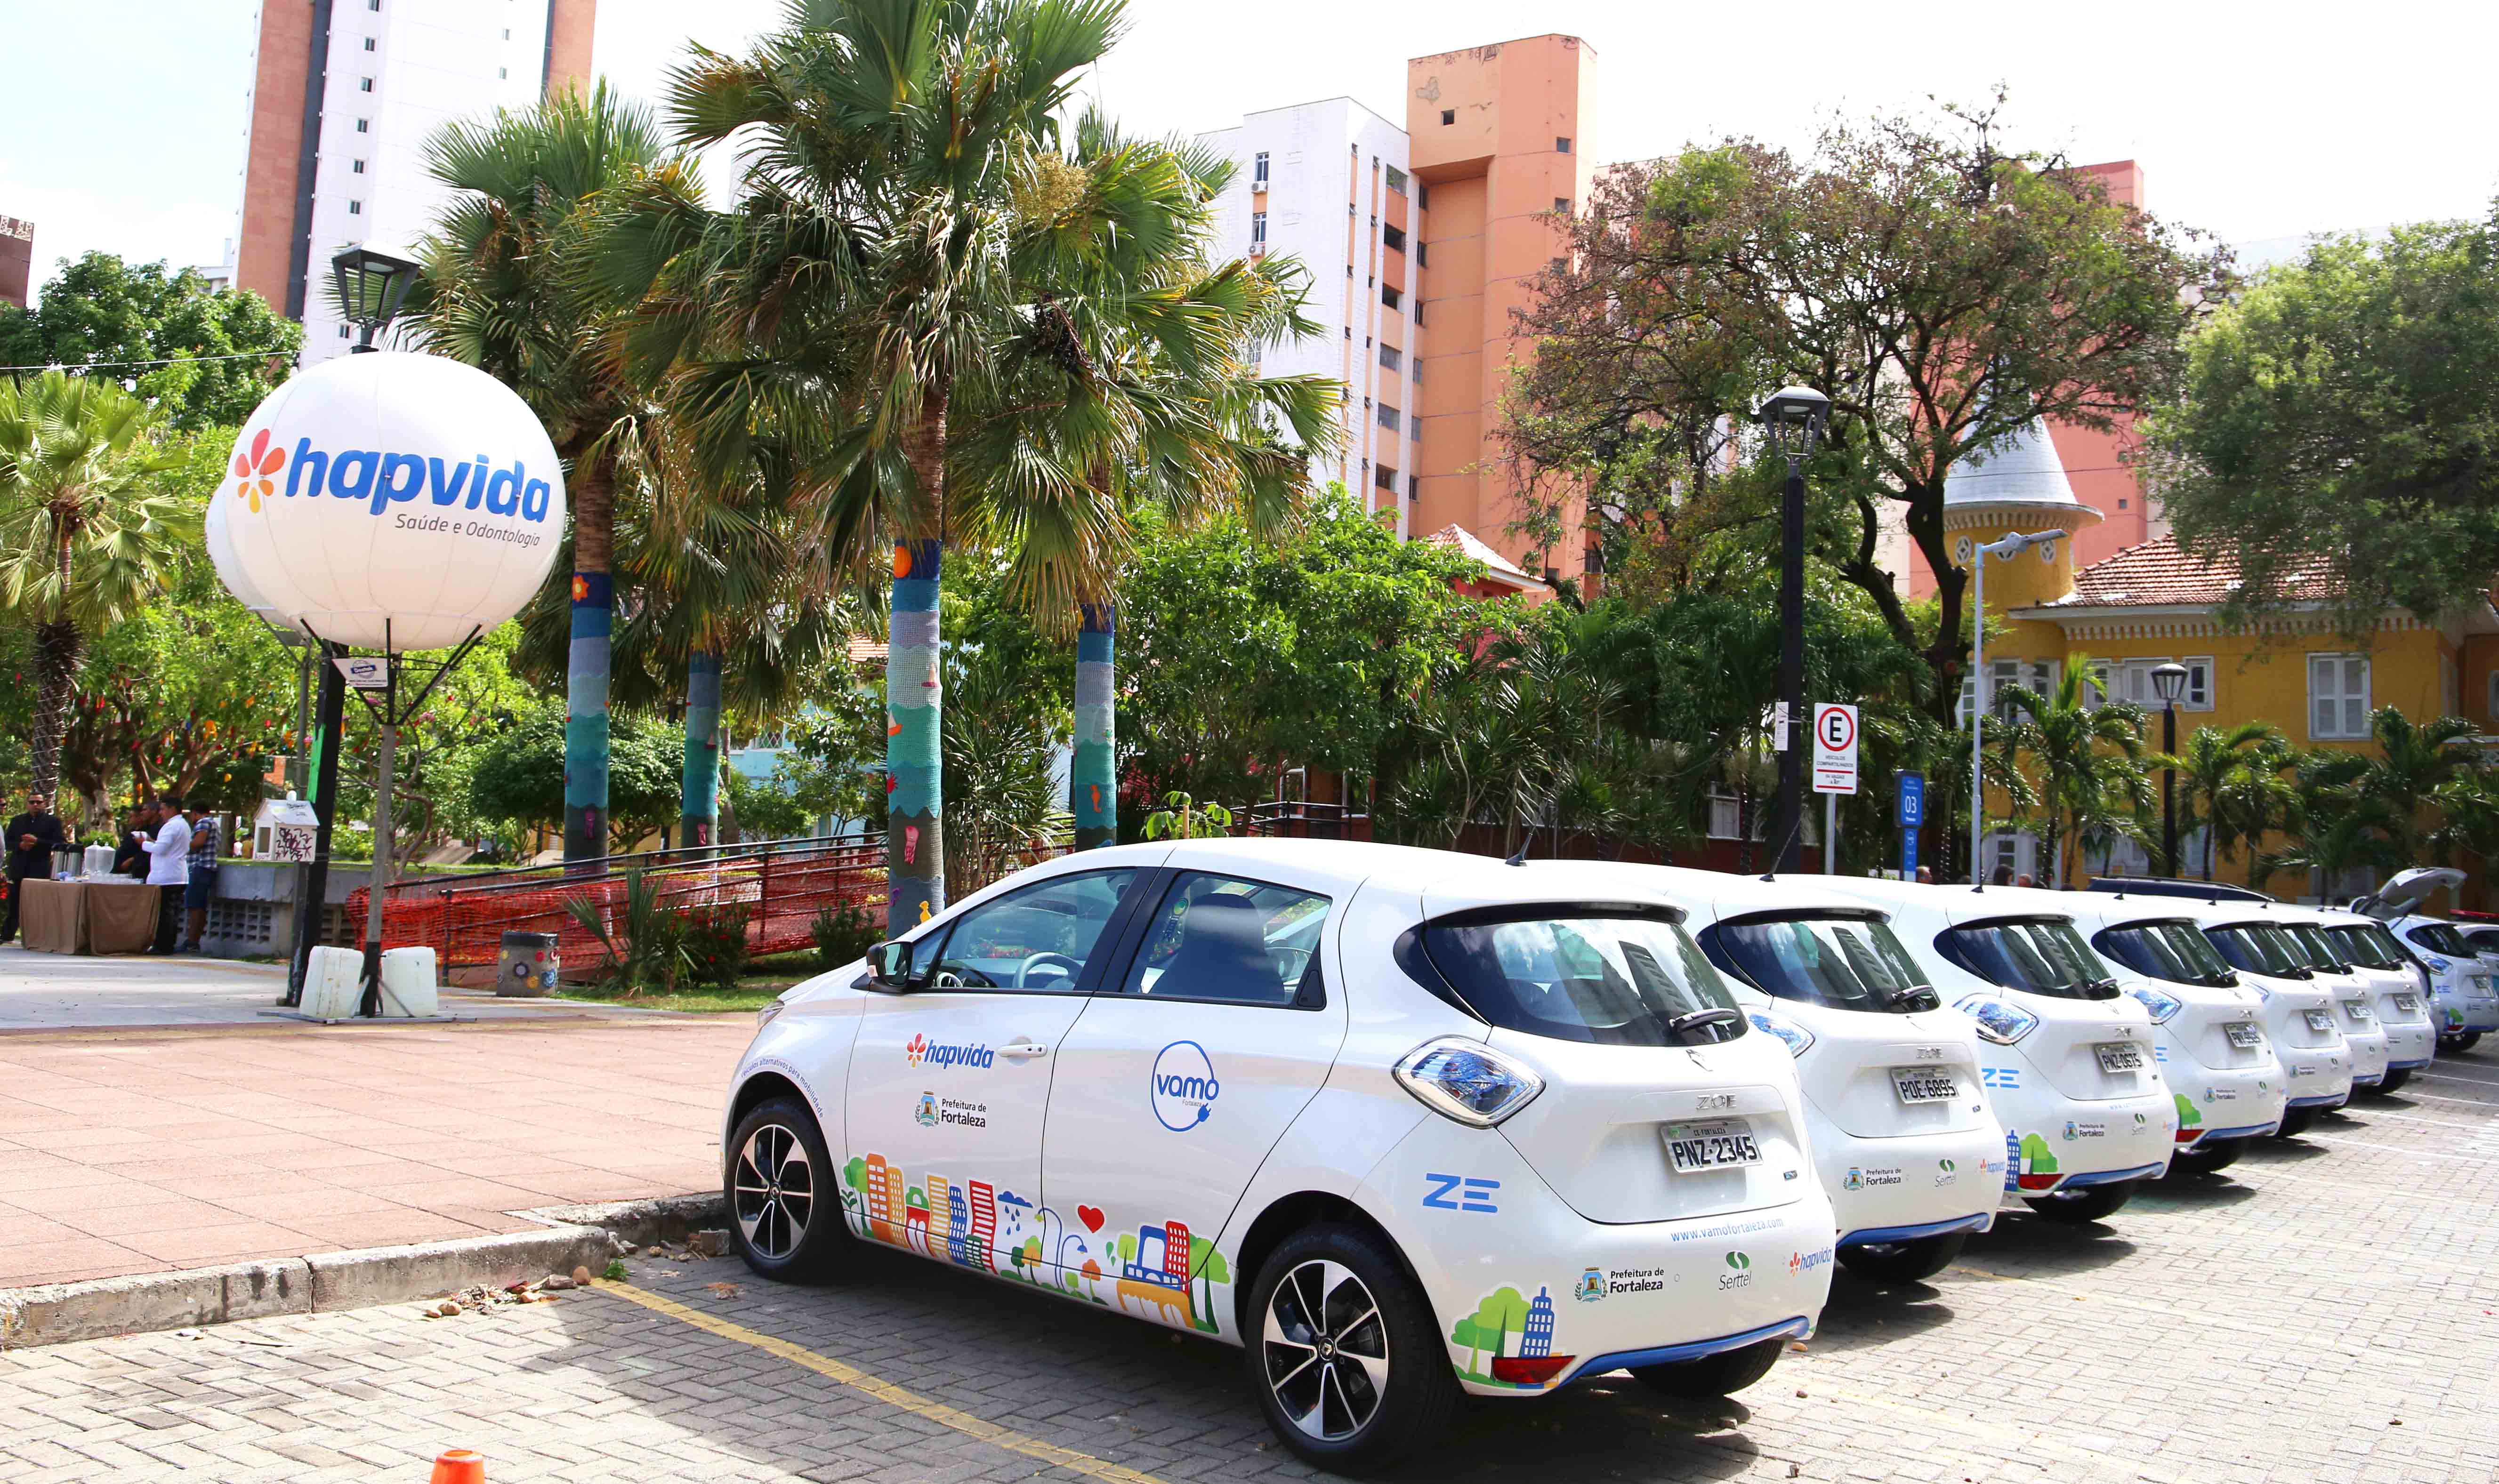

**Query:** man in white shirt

left=139, top=796, right=192, bottom=955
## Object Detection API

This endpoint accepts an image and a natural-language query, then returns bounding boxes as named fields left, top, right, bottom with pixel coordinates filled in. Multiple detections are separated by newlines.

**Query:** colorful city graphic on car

left=838, top=1151, right=1232, bottom=1337
left=1449, top=1284, right=1573, bottom=1390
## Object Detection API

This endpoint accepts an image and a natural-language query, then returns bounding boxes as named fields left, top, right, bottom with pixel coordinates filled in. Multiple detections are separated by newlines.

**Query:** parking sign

left=1897, top=773, right=1925, bottom=827
left=1812, top=703, right=1859, bottom=794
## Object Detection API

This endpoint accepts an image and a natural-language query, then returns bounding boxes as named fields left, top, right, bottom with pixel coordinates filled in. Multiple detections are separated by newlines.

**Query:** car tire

left=1244, top=1222, right=1456, bottom=1474
left=1626, top=1335, right=1786, bottom=1399
left=2274, top=1105, right=2319, bottom=1138
left=2442, top=1031, right=2481, bottom=1053
left=2372, top=1067, right=2412, bottom=1095
left=2168, top=1139, right=2244, bottom=1176
left=2022, top=1179, right=2135, bottom=1224
left=725, top=1096, right=847, bottom=1283
left=1835, top=1230, right=1967, bottom=1283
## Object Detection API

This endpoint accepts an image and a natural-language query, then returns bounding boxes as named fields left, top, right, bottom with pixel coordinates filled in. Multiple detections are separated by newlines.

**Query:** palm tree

left=0, top=373, right=191, bottom=800
left=2306, top=706, right=2483, bottom=864
left=2159, top=720, right=2286, bottom=879
left=651, top=0, right=1125, bottom=927
left=403, top=81, right=675, bottom=864
left=1991, top=658, right=2153, bottom=887
left=2214, top=733, right=2306, bottom=889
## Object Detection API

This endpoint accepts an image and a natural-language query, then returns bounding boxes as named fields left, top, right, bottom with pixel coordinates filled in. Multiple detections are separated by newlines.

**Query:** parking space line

left=601, top=1283, right=1170, bottom=1484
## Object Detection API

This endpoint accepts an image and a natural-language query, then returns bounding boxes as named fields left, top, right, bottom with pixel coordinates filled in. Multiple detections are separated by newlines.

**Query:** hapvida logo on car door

left=1150, top=1041, right=1220, bottom=1131
left=906, top=1033, right=994, bottom=1070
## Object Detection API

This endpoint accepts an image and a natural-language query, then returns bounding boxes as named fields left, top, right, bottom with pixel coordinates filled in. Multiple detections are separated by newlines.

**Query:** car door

left=1038, top=864, right=1348, bottom=1337
left=844, top=867, right=1146, bottom=1283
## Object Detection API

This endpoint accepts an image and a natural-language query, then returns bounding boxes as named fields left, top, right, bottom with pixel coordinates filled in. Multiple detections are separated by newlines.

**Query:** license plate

left=2394, top=994, right=2420, bottom=1014
left=2304, top=1009, right=2336, bottom=1034
left=2225, top=1021, right=2264, bottom=1049
left=1663, top=1119, right=1763, bottom=1173
left=2094, top=1041, right=2144, bottom=1074
left=1890, top=1067, right=1960, bottom=1103
left=2342, top=1000, right=2373, bottom=1022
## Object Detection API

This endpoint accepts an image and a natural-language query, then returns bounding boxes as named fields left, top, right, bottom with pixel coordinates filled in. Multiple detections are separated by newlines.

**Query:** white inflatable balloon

left=210, top=352, right=565, bottom=652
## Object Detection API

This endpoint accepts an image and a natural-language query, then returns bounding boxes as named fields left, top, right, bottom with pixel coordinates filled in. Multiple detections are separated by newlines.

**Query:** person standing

left=180, top=801, right=220, bottom=954
left=3, top=791, right=66, bottom=946
left=137, top=795, right=191, bottom=955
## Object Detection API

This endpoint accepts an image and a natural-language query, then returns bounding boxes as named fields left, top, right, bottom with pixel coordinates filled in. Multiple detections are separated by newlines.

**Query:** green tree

left=464, top=705, right=685, bottom=852
left=1991, top=660, right=2153, bottom=888
left=405, top=80, right=677, bottom=864
left=723, top=764, right=809, bottom=842
left=0, top=372, right=193, bottom=798
left=1464, top=1287, right=1532, bottom=1366
left=1451, top=1316, right=1486, bottom=1376
left=0, top=253, right=301, bottom=430
left=2146, top=214, right=2499, bottom=629
left=1504, top=101, right=2224, bottom=720
left=2159, top=721, right=2289, bottom=880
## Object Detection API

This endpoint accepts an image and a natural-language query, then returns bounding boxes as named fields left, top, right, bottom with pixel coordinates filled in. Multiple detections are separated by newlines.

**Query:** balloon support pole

left=293, top=619, right=487, bottom=1019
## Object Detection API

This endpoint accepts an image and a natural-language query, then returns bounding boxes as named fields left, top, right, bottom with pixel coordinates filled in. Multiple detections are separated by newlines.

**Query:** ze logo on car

left=1981, top=1067, right=2021, bottom=1090
left=1422, top=1174, right=1500, bottom=1213
left=1150, top=1041, right=1220, bottom=1131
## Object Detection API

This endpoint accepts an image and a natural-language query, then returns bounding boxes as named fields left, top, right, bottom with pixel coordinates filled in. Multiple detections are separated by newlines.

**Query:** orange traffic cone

left=429, top=1449, right=485, bottom=1484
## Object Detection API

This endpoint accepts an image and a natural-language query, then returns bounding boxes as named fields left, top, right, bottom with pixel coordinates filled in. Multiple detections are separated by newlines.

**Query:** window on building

left=2102, top=657, right=2214, bottom=713
left=498, top=66, right=508, bottom=79
left=1553, top=197, right=1571, bottom=213
left=1374, top=464, right=1398, bottom=491
left=347, top=200, right=363, bottom=215
left=1378, top=345, right=1401, bottom=372
left=1409, top=475, right=1420, bottom=499
left=1440, top=109, right=1455, bottom=126
left=360, top=77, right=374, bottom=91
left=1382, top=224, right=1406, bottom=252
left=368, top=0, right=380, bottom=9
left=1381, top=285, right=1401, bottom=311
left=355, top=117, right=369, bottom=132
left=2486, top=669, right=2499, bottom=722
left=502, top=27, right=512, bottom=39
left=1417, top=184, right=1429, bottom=210
left=2309, top=654, right=2371, bottom=739
left=1556, top=136, right=1572, bottom=154
left=1253, top=151, right=1269, bottom=187
left=338, top=323, right=351, bottom=338
left=363, top=37, right=376, bottom=51
left=1377, top=404, right=1402, bottom=433
left=1385, top=165, right=1407, bottom=194
left=351, top=159, right=366, bottom=174
left=1250, top=211, right=1266, bottom=246
left=1707, top=792, right=1742, bottom=840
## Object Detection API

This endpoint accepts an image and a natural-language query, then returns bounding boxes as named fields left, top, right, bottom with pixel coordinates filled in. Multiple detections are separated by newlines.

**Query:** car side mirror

left=865, top=940, right=915, bottom=991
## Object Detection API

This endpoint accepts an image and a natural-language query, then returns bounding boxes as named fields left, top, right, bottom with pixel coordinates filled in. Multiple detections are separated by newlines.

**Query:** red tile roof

left=2046, top=535, right=2336, bottom=609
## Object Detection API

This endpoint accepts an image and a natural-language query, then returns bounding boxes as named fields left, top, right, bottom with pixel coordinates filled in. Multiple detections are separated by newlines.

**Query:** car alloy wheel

left=733, top=1120, right=815, bottom=1261
left=1263, top=1259, right=1390, bottom=1442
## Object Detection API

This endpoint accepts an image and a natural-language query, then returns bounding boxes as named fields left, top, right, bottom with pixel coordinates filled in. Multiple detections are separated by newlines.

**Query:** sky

left=6, top=0, right=2498, bottom=301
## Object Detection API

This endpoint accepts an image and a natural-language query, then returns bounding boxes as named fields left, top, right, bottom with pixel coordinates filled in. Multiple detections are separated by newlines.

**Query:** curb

left=0, top=1194, right=729, bottom=1351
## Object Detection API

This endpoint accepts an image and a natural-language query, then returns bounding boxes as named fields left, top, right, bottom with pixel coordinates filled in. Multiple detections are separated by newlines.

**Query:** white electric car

left=722, top=842, right=1837, bottom=1470
left=2355, top=868, right=2499, bottom=1051
left=1627, top=867, right=2005, bottom=1283
left=2177, top=900, right=2354, bottom=1136
left=2044, top=891, right=2287, bottom=1174
left=1814, top=879, right=2176, bottom=1224
left=2270, top=916, right=2392, bottom=1091
left=2316, top=911, right=2438, bottom=1092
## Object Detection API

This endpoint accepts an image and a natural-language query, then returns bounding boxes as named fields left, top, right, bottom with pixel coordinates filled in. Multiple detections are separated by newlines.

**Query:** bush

left=811, top=900, right=880, bottom=971
left=681, top=901, right=753, bottom=992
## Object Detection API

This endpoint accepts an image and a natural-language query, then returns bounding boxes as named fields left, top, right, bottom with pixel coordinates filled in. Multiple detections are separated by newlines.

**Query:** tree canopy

left=0, top=253, right=300, bottom=430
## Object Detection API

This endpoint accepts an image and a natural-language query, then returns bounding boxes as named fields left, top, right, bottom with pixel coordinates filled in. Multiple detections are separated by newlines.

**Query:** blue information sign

left=1902, top=826, right=1920, bottom=880
left=1897, top=773, right=1926, bottom=827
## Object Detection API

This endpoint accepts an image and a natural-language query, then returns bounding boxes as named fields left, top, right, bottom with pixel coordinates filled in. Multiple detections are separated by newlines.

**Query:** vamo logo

left=905, top=1033, right=993, bottom=1071
left=250, top=435, right=556, bottom=523
left=1150, top=1041, right=1220, bottom=1131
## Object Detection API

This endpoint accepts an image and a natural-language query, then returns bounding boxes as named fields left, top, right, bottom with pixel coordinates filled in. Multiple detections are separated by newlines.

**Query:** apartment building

left=231, top=0, right=596, bottom=363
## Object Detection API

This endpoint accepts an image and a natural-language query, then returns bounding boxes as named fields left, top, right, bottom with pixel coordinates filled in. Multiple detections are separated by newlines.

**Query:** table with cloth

left=16, top=877, right=161, bottom=955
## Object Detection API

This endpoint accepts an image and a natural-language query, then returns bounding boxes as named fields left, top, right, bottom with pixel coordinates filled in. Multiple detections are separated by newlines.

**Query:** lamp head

left=330, top=246, right=422, bottom=353
left=1757, top=385, right=1831, bottom=460
left=2150, top=661, right=2190, bottom=705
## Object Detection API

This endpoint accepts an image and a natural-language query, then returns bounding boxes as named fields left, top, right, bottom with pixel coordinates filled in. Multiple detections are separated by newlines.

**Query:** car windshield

left=1419, top=909, right=1743, bottom=1046
left=2330, top=924, right=2403, bottom=971
left=2092, top=921, right=2237, bottom=988
left=1934, top=917, right=2119, bottom=999
left=2406, top=922, right=2471, bottom=956
left=2205, top=923, right=2312, bottom=979
left=1701, top=914, right=1939, bottom=1012
left=2283, top=923, right=2353, bottom=973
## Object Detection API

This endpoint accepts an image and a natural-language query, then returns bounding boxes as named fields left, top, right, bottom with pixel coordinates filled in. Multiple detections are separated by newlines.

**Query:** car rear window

left=2284, top=923, right=2353, bottom=973
left=2093, top=921, right=2237, bottom=988
left=2205, top=923, right=2312, bottom=979
left=1700, top=913, right=1938, bottom=1012
left=1418, top=908, right=1742, bottom=1046
left=1933, top=917, right=2120, bottom=999
left=2329, top=924, right=2402, bottom=971
left=2406, top=922, right=2470, bottom=956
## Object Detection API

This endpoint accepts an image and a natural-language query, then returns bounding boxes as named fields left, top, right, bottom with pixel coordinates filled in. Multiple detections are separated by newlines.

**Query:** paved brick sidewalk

left=0, top=1019, right=752, bottom=1286
left=4, top=1049, right=2494, bottom=1482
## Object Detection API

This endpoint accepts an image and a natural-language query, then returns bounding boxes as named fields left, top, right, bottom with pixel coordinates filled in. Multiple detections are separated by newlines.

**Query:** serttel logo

left=245, top=434, right=554, bottom=523
left=1724, top=1251, right=1750, bottom=1271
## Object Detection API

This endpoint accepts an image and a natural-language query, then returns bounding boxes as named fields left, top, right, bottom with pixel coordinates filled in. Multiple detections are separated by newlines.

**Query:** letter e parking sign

left=1812, top=703, right=1859, bottom=795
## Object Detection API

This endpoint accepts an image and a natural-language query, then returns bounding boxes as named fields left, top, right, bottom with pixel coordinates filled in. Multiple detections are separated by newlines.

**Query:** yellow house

left=1946, top=418, right=2499, bottom=899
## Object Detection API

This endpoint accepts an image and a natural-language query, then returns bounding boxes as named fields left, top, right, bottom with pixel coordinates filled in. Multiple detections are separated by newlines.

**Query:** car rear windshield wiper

left=1666, top=1007, right=1741, bottom=1041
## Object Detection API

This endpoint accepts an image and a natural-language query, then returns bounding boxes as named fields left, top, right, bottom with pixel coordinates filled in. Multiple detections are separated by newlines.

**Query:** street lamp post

left=2150, top=661, right=2190, bottom=878
left=1968, top=529, right=2059, bottom=886
left=285, top=247, right=422, bottom=1011
left=1757, top=385, right=1830, bottom=874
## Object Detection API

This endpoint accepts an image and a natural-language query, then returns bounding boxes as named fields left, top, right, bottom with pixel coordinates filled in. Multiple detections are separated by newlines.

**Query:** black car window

left=2407, top=922, right=2470, bottom=956
left=1419, top=907, right=1743, bottom=1046
left=1701, top=914, right=1938, bottom=1012
left=2093, top=921, right=2237, bottom=988
left=923, top=870, right=1140, bottom=991
left=1118, top=872, right=1331, bottom=1007
left=1934, top=917, right=2120, bottom=999
left=2205, top=923, right=2311, bottom=979
left=2284, top=923, right=2353, bottom=973
left=2329, top=925, right=2401, bottom=971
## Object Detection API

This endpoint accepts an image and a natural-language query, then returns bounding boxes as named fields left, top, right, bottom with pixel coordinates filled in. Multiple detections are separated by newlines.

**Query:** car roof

left=1052, top=839, right=1708, bottom=919
left=1610, top=864, right=1889, bottom=923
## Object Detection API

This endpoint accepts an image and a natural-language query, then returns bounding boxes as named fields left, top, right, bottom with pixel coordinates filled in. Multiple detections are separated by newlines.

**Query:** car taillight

left=1490, top=1354, right=1574, bottom=1386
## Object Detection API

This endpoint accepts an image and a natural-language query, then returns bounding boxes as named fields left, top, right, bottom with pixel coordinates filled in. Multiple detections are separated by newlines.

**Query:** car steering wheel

left=1015, top=951, right=1083, bottom=989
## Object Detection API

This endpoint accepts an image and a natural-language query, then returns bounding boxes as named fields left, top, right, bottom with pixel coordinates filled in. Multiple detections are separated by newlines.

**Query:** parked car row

left=716, top=842, right=2485, bottom=1472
